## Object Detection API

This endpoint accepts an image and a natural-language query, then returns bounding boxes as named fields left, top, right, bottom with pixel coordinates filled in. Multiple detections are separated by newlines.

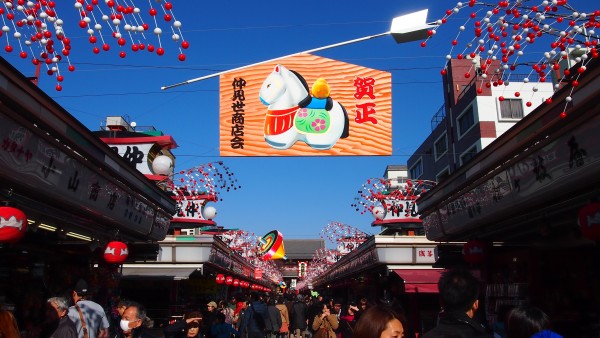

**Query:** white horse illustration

left=259, top=64, right=349, bottom=150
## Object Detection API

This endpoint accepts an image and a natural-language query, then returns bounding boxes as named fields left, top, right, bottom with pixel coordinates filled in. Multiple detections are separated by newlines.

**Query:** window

left=409, top=160, right=423, bottom=179
left=434, top=133, right=448, bottom=160
left=436, top=167, right=450, bottom=182
left=460, top=145, right=478, bottom=166
left=500, top=98, right=524, bottom=119
left=458, top=106, right=475, bottom=136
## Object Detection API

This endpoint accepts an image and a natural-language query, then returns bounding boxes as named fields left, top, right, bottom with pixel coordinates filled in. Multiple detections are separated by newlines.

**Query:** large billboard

left=219, top=54, right=392, bottom=156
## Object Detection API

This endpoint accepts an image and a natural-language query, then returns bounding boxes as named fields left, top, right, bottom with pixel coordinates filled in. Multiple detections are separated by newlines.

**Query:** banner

left=219, top=54, right=392, bottom=156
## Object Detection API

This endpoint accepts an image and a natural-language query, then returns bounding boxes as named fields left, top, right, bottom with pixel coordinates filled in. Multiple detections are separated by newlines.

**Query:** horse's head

left=259, top=64, right=309, bottom=108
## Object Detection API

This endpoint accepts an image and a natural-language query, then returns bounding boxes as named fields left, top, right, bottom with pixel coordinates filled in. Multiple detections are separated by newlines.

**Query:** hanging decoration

left=426, top=1, right=600, bottom=118
left=462, top=240, right=487, bottom=264
left=320, top=221, right=369, bottom=255
left=577, top=202, right=600, bottom=240
left=0, top=205, right=28, bottom=243
left=233, top=278, right=240, bottom=287
left=225, top=275, right=233, bottom=285
left=215, top=274, right=225, bottom=284
left=258, top=230, right=287, bottom=260
left=0, top=1, right=189, bottom=90
left=103, top=240, right=129, bottom=264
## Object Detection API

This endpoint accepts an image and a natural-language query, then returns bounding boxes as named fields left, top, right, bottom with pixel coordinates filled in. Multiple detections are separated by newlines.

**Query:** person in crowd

left=111, top=299, right=133, bottom=338
left=352, top=299, right=368, bottom=323
left=240, top=292, right=268, bottom=338
left=0, top=309, right=22, bottom=338
left=163, top=311, right=203, bottom=338
left=505, top=306, right=563, bottom=338
left=210, top=312, right=239, bottom=338
left=338, top=303, right=359, bottom=338
left=289, top=294, right=309, bottom=338
left=234, top=301, right=249, bottom=333
left=307, top=295, right=324, bottom=336
left=44, top=297, right=77, bottom=338
left=68, top=279, right=110, bottom=338
left=311, top=303, right=339, bottom=338
left=117, top=302, right=155, bottom=338
left=352, top=304, right=405, bottom=338
left=266, top=298, right=282, bottom=338
left=204, top=301, right=219, bottom=338
left=217, top=300, right=234, bottom=326
left=422, top=269, right=492, bottom=338
left=228, top=296, right=237, bottom=314
left=275, top=297, right=289, bottom=338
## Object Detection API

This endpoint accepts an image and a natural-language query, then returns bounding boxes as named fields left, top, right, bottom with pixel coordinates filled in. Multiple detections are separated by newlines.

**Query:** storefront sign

left=0, top=115, right=167, bottom=240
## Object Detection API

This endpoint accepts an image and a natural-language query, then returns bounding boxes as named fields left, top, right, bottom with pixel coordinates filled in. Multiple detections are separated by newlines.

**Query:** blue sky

left=2, top=0, right=595, bottom=244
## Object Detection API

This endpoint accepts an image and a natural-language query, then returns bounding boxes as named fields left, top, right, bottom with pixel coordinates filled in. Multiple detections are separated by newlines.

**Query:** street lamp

left=161, top=9, right=434, bottom=90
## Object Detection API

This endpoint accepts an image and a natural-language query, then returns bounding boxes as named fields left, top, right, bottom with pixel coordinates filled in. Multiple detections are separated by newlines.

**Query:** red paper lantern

left=578, top=202, right=600, bottom=240
left=233, top=279, right=240, bottom=287
left=103, top=241, right=129, bottom=264
left=242, top=281, right=249, bottom=288
left=462, top=240, right=486, bottom=264
left=225, top=276, right=233, bottom=285
left=216, top=274, right=225, bottom=284
left=0, top=206, right=27, bottom=243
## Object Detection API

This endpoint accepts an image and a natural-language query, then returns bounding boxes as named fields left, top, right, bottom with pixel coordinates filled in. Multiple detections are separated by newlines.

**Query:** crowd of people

left=0, top=269, right=567, bottom=338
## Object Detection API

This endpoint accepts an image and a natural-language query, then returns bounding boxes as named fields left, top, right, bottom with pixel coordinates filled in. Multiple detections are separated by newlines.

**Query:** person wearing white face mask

left=117, top=302, right=156, bottom=338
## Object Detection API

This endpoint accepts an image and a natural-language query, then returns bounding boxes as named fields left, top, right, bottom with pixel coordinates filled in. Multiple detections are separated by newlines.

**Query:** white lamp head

left=152, top=155, right=173, bottom=176
left=203, top=206, right=217, bottom=220
left=372, top=206, right=386, bottom=220
left=390, top=9, right=435, bottom=43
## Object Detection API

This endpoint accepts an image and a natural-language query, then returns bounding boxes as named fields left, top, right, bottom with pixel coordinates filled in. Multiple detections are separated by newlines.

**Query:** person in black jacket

left=118, top=302, right=157, bottom=338
left=289, top=295, right=308, bottom=338
left=422, top=269, right=493, bottom=338
left=163, top=311, right=203, bottom=338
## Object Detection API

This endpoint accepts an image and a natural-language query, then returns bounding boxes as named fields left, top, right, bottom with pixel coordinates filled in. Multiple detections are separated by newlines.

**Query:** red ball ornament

left=181, top=41, right=189, bottom=49
left=560, top=111, right=567, bottom=119
left=0, top=206, right=28, bottom=243
left=216, top=274, right=225, bottom=284
left=420, top=41, right=427, bottom=47
left=526, top=101, right=532, bottom=107
left=156, top=47, right=165, bottom=56
left=462, top=240, right=486, bottom=264
left=225, top=276, right=233, bottom=285
left=55, top=84, right=62, bottom=91
left=178, top=53, right=186, bottom=61
left=104, top=241, right=129, bottom=263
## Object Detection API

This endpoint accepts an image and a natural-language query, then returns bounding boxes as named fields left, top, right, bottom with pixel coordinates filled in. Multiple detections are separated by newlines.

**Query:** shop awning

left=121, top=263, right=203, bottom=280
left=393, top=269, right=444, bottom=293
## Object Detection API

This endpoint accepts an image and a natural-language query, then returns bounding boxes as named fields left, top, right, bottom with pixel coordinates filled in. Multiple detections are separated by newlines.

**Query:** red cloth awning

left=393, top=269, right=444, bottom=293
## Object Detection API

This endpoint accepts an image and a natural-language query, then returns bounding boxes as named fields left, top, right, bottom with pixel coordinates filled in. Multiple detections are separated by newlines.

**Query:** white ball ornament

left=154, top=27, right=162, bottom=35
left=372, top=206, right=386, bottom=220
left=174, top=21, right=182, bottom=28
left=151, top=155, right=173, bottom=175
left=566, top=96, right=572, bottom=102
left=203, top=206, right=217, bottom=220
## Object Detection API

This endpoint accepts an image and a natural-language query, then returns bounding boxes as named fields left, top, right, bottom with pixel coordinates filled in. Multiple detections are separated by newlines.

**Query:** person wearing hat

left=68, top=279, right=110, bottom=338
left=203, top=301, right=218, bottom=338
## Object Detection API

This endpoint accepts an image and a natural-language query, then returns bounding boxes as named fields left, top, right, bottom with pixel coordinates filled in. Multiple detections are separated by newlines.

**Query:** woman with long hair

left=0, top=309, right=22, bottom=338
left=311, top=304, right=339, bottom=338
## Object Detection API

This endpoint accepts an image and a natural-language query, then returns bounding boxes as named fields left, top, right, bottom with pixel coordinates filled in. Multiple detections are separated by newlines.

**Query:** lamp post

left=161, top=9, right=434, bottom=90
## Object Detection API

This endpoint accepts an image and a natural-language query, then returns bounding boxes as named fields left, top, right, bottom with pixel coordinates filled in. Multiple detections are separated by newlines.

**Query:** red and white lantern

left=462, top=240, right=486, bottom=264
left=233, top=279, right=240, bottom=287
left=225, top=276, right=233, bottom=285
left=216, top=274, right=225, bottom=284
left=578, top=202, right=600, bottom=240
left=104, top=241, right=129, bottom=264
left=0, top=206, right=27, bottom=243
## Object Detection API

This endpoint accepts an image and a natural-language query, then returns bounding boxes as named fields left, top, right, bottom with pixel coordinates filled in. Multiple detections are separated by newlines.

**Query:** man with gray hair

left=47, top=297, right=77, bottom=338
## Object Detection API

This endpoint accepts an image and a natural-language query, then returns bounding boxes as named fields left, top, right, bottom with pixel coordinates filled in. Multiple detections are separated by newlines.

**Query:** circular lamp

left=104, top=241, right=129, bottom=264
left=372, top=206, right=386, bottom=220
left=152, top=155, right=173, bottom=176
left=216, top=274, right=225, bottom=284
left=225, top=276, right=233, bottom=285
left=203, top=206, right=217, bottom=220
left=233, top=279, right=240, bottom=287
left=462, top=240, right=486, bottom=264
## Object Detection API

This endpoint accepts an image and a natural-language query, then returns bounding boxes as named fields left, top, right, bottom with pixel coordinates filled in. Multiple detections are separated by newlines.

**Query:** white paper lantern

left=372, top=206, right=386, bottom=220
left=203, top=206, right=217, bottom=220
left=152, top=155, right=173, bottom=175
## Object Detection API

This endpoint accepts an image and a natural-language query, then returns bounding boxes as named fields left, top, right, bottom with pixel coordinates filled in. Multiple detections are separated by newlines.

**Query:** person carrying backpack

left=240, top=292, right=267, bottom=338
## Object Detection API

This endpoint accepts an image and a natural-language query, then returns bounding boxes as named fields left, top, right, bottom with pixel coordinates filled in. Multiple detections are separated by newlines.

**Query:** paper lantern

left=104, top=241, right=129, bottom=264
left=216, top=274, right=225, bottom=284
left=233, top=279, right=240, bottom=287
left=259, top=230, right=287, bottom=260
left=462, top=240, right=486, bottom=264
left=225, top=276, right=233, bottom=285
left=0, top=206, right=27, bottom=243
left=578, top=202, right=600, bottom=240
left=242, top=281, right=249, bottom=288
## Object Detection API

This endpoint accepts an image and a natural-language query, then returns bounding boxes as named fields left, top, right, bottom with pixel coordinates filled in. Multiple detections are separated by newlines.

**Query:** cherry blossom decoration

left=424, top=1, right=599, bottom=118
left=320, top=221, right=369, bottom=255
left=0, top=0, right=188, bottom=91
left=166, top=161, right=241, bottom=202
left=351, top=177, right=437, bottom=216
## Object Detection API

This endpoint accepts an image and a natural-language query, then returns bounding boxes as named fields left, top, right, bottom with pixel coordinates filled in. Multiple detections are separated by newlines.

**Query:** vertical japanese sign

left=219, top=53, right=392, bottom=156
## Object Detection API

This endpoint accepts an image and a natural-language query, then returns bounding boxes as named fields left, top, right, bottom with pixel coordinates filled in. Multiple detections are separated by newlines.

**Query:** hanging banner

left=219, top=53, right=392, bottom=156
